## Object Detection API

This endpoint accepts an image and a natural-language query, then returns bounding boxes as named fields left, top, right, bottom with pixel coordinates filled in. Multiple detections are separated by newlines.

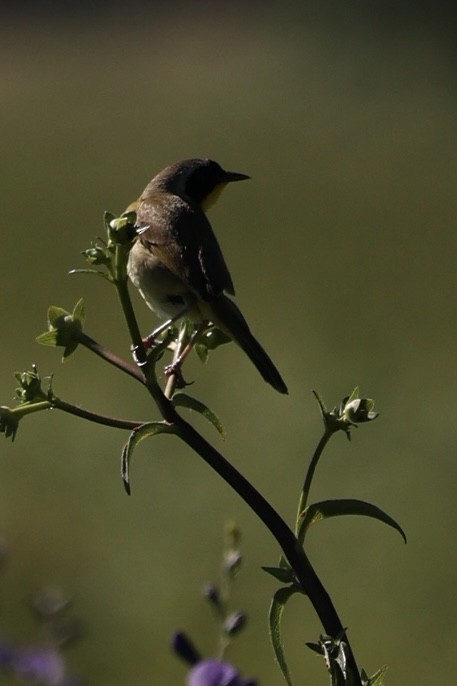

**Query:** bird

left=127, top=158, right=288, bottom=394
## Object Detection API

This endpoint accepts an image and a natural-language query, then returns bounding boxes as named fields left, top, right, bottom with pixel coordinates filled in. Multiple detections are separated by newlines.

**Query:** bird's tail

left=207, top=295, right=288, bottom=394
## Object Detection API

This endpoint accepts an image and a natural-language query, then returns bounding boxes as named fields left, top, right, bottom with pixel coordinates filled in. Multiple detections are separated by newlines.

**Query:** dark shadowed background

left=1, top=1, right=456, bottom=683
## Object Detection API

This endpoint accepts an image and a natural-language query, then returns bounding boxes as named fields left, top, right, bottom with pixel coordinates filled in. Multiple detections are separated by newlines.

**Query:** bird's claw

left=164, top=363, right=189, bottom=389
left=130, top=343, right=147, bottom=367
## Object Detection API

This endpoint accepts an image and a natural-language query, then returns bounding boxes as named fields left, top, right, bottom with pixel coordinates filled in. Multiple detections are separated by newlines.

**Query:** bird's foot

left=164, top=362, right=189, bottom=389
left=130, top=333, right=160, bottom=366
left=130, top=343, right=145, bottom=366
left=142, top=332, right=157, bottom=350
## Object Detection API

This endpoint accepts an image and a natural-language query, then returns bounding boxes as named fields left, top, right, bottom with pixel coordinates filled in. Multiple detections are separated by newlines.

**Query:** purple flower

left=12, top=647, right=65, bottom=684
left=187, top=659, right=256, bottom=686
left=0, top=639, right=15, bottom=666
left=172, top=631, right=201, bottom=666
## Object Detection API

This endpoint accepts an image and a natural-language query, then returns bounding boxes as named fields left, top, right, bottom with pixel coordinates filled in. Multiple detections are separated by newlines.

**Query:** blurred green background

left=1, top=1, right=457, bottom=683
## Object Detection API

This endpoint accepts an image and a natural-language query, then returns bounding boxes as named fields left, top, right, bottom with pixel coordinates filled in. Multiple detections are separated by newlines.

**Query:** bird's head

left=148, top=158, right=250, bottom=210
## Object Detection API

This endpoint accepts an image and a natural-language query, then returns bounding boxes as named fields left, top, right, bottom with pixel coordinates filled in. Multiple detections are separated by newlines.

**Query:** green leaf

left=269, top=586, right=302, bottom=685
left=330, top=661, right=347, bottom=686
left=36, top=301, right=85, bottom=360
left=346, top=386, right=359, bottom=405
left=200, top=327, right=232, bottom=350
left=104, top=211, right=116, bottom=228
left=107, top=210, right=137, bottom=246
left=68, top=268, right=112, bottom=281
left=14, top=365, right=45, bottom=403
left=72, top=298, right=85, bottom=325
left=35, top=330, right=59, bottom=347
left=195, top=342, right=209, bottom=364
left=121, top=421, right=174, bottom=494
left=195, top=327, right=232, bottom=363
left=298, top=499, right=406, bottom=544
left=261, top=566, right=294, bottom=583
left=305, top=641, right=323, bottom=655
left=172, top=392, right=225, bottom=438
left=361, top=665, right=388, bottom=685
left=0, top=406, right=19, bottom=441
left=61, top=340, right=79, bottom=359
left=47, top=306, right=70, bottom=328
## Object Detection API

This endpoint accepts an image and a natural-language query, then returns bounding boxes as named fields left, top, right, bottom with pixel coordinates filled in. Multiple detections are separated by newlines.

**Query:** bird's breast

left=127, top=239, right=198, bottom=321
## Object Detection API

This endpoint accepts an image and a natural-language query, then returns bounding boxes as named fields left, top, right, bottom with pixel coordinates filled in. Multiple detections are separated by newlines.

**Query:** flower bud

left=223, top=611, right=247, bottom=636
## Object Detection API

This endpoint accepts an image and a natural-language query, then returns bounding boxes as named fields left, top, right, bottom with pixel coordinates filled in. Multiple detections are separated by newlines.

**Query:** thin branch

left=74, top=331, right=145, bottom=384
left=52, top=397, right=141, bottom=430
left=114, top=278, right=147, bottom=366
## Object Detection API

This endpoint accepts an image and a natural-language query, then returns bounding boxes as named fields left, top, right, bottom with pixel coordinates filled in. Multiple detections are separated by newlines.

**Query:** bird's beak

left=224, top=171, right=250, bottom=183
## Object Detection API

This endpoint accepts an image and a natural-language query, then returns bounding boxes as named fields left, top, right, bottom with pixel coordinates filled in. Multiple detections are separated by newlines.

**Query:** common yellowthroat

left=127, top=158, right=288, bottom=394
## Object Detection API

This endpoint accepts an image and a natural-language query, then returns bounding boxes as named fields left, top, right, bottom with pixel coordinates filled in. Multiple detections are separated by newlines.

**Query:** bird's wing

left=136, top=193, right=235, bottom=300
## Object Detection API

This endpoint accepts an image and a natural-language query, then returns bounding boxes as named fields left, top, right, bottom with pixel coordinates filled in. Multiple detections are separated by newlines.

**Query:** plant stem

left=295, top=428, right=332, bottom=537
left=74, top=331, right=145, bottom=383
left=114, top=274, right=146, bottom=366
left=52, top=397, right=141, bottom=430
left=8, top=400, right=53, bottom=423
